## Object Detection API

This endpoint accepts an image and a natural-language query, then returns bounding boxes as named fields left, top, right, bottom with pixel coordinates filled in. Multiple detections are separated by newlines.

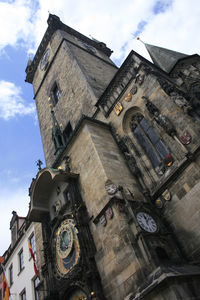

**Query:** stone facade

left=26, top=14, right=200, bottom=300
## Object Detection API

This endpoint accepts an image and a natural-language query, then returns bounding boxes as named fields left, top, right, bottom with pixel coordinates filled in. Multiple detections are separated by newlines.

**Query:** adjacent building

left=25, top=14, right=200, bottom=299
left=1, top=212, right=44, bottom=300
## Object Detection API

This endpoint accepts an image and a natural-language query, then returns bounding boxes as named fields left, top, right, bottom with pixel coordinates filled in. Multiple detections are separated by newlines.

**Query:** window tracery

left=130, top=114, right=173, bottom=175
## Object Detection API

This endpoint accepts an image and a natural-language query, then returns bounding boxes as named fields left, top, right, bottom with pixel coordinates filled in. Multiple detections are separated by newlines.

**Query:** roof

left=145, top=43, right=189, bottom=73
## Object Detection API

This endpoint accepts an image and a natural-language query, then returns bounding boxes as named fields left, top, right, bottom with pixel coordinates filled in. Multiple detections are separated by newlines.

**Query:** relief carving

left=143, top=96, right=176, bottom=137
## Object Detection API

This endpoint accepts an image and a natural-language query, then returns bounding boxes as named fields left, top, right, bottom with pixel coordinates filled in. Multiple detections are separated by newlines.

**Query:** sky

left=0, top=0, right=200, bottom=255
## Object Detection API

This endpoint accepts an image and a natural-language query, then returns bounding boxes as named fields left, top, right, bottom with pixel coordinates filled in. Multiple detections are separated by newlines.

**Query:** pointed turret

left=145, top=43, right=188, bottom=73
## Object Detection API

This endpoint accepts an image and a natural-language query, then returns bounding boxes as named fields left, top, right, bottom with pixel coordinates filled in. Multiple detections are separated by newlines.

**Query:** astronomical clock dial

left=54, top=219, right=80, bottom=277
left=40, top=48, right=50, bottom=70
left=136, top=212, right=158, bottom=233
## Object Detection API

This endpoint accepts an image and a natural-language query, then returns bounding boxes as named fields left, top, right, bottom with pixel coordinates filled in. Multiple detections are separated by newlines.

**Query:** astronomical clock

left=54, top=218, right=80, bottom=277
left=28, top=168, right=104, bottom=300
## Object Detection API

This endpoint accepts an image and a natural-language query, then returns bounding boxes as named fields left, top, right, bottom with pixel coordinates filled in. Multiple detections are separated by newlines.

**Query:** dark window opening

left=51, top=83, right=61, bottom=106
left=30, top=234, right=36, bottom=254
left=9, top=264, right=13, bottom=285
left=63, top=122, right=72, bottom=142
left=57, top=135, right=64, bottom=147
left=19, top=249, right=24, bottom=271
left=20, top=290, right=26, bottom=300
left=33, top=277, right=40, bottom=300
left=20, top=289, right=26, bottom=300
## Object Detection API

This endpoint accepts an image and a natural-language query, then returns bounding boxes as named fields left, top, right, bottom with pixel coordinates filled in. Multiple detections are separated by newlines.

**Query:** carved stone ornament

left=155, top=114, right=176, bottom=136
left=161, top=189, right=171, bottom=201
left=99, top=215, right=107, bottom=227
left=52, top=199, right=62, bottom=215
left=124, top=93, right=132, bottom=102
left=130, top=86, right=137, bottom=95
left=170, top=92, right=192, bottom=113
left=155, top=198, right=164, bottom=208
left=135, top=74, right=145, bottom=85
left=180, top=130, right=192, bottom=145
left=144, top=97, right=176, bottom=136
left=105, top=207, right=114, bottom=220
left=124, top=152, right=141, bottom=176
left=114, top=102, right=123, bottom=115
left=105, top=179, right=117, bottom=195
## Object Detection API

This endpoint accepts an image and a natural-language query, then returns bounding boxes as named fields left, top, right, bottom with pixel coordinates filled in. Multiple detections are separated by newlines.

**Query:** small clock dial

left=136, top=212, right=157, bottom=233
left=106, top=184, right=117, bottom=195
left=40, top=48, right=50, bottom=70
left=54, top=219, right=80, bottom=277
left=105, top=180, right=117, bottom=195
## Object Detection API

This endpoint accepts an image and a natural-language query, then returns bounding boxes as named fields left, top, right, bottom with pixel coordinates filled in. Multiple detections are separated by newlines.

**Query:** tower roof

left=145, top=43, right=188, bottom=73
left=25, top=14, right=113, bottom=84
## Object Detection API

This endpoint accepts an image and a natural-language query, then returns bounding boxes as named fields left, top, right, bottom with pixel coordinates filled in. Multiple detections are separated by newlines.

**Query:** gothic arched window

left=130, top=113, right=173, bottom=174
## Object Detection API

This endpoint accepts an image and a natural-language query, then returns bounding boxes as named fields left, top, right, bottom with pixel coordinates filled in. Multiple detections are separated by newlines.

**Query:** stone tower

left=27, top=14, right=200, bottom=300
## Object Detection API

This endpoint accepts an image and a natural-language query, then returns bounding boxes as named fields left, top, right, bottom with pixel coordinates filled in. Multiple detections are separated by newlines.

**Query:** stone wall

left=96, top=56, right=200, bottom=264
left=56, top=120, right=145, bottom=299
left=34, top=29, right=117, bottom=167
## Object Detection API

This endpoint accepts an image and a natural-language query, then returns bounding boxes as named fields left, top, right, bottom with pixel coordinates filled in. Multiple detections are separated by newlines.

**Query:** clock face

left=106, top=184, right=117, bottom=195
left=54, top=219, right=80, bottom=277
left=40, top=48, right=50, bottom=70
left=105, top=180, right=117, bottom=195
left=136, top=212, right=157, bottom=233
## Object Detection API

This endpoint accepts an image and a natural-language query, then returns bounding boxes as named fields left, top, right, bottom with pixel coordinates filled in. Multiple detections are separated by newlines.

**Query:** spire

left=144, top=43, right=188, bottom=73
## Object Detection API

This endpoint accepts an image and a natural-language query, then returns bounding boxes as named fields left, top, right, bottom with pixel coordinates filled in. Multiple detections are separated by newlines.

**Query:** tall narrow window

left=33, top=277, right=40, bottom=300
left=9, top=264, right=13, bottom=285
left=19, top=249, right=24, bottom=271
left=20, top=289, right=26, bottom=300
left=130, top=114, right=173, bottom=174
left=51, top=82, right=61, bottom=106
left=63, top=122, right=72, bottom=142
left=29, top=234, right=36, bottom=254
left=29, top=234, right=36, bottom=261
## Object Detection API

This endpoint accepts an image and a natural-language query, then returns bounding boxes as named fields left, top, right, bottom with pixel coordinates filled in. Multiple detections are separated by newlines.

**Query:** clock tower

left=27, top=14, right=200, bottom=300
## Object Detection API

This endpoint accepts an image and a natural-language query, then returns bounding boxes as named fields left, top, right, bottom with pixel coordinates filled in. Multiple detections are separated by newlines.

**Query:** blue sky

left=0, top=0, right=200, bottom=254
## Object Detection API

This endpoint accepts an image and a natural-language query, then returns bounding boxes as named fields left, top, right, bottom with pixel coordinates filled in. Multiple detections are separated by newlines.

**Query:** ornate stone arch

left=122, top=107, right=173, bottom=176
left=122, top=106, right=144, bottom=135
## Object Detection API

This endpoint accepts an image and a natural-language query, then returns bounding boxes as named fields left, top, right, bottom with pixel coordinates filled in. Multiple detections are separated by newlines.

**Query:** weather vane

left=36, top=159, right=43, bottom=171
left=137, top=36, right=145, bottom=44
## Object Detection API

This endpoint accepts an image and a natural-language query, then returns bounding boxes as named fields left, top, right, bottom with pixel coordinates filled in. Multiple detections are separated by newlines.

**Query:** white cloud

left=0, top=80, right=35, bottom=120
left=32, top=0, right=158, bottom=60
left=28, top=0, right=200, bottom=65
left=0, top=0, right=200, bottom=65
left=0, top=186, right=29, bottom=255
left=128, top=0, right=200, bottom=61
left=0, top=0, right=35, bottom=50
